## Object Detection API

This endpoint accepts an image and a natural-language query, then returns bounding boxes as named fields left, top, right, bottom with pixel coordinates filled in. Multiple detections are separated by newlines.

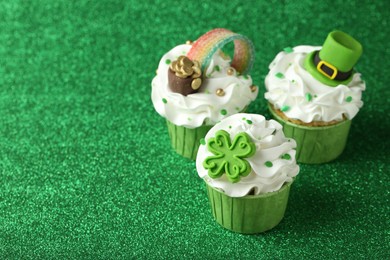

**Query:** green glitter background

left=0, top=0, right=389, bottom=258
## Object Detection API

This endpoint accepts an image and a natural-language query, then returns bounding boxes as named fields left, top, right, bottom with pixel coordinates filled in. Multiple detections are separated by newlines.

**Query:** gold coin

left=178, top=56, right=186, bottom=66
left=175, top=72, right=187, bottom=78
left=192, top=66, right=201, bottom=75
left=174, top=62, right=181, bottom=72
left=182, top=57, right=193, bottom=68
left=179, top=67, right=189, bottom=77
left=181, top=65, right=193, bottom=75
left=216, top=88, right=225, bottom=96
left=192, top=72, right=201, bottom=78
left=191, top=78, right=202, bottom=90
left=193, top=60, right=201, bottom=69
left=170, top=61, right=177, bottom=71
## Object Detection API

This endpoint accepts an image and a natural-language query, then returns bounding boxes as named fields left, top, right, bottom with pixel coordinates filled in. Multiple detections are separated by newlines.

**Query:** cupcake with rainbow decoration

left=152, top=28, right=258, bottom=160
left=265, top=31, right=365, bottom=164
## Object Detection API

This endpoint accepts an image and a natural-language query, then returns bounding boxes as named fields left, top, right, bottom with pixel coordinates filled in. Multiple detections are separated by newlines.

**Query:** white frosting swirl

left=264, top=46, right=366, bottom=123
left=151, top=44, right=258, bottom=128
left=196, top=113, right=299, bottom=197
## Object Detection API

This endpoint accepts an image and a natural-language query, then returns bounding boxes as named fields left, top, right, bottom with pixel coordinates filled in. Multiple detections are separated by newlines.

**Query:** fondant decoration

left=187, top=28, right=254, bottom=75
left=203, top=130, right=255, bottom=183
left=264, top=45, right=365, bottom=123
left=304, top=30, right=362, bottom=87
left=168, top=56, right=202, bottom=96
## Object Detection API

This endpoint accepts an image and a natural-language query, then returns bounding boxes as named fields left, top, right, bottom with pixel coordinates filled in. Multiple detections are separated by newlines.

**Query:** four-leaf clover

left=203, top=130, right=255, bottom=183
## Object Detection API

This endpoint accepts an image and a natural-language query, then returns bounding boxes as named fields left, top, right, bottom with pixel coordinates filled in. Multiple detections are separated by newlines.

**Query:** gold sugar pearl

left=250, top=85, right=257, bottom=92
left=186, top=40, right=193, bottom=45
left=227, top=67, right=235, bottom=76
left=216, top=88, right=225, bottom=96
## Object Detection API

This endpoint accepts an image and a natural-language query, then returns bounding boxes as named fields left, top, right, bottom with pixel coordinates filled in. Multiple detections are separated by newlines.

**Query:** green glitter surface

left=0, top=0, right=389, bottom=259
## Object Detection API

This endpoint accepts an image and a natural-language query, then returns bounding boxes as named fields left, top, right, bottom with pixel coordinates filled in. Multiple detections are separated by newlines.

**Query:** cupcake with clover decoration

left=151, top=28, right=258, bottom=160
left=265, top=31, right=365, bottom=164
left=196, top=113, right=299, bottom=234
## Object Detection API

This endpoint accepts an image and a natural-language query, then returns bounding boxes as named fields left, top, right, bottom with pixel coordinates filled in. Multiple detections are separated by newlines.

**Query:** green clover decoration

left=203, top=130, right=255, bottom=183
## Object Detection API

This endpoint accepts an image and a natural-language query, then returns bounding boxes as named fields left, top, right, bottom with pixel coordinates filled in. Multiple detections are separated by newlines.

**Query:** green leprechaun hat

left=304, top=30, right=363, bottom=87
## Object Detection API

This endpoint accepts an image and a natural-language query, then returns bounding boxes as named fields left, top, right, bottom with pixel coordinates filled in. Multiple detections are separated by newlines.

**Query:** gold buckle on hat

left=317, top=61, right=337, bottom=79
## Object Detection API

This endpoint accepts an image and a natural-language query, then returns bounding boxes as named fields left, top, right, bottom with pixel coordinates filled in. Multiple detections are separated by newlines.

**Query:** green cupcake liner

left=206, top=181, right=293, bottom=234
left=268, top=104, right=351, bottom=164
left=166, top=120, right=212, bottom=160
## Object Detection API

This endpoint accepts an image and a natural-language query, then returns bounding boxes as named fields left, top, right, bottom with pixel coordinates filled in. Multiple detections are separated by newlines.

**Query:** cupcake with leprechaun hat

left=265, top=30, right=365, bottom=164
left=152, top=29, right=258, bottom=160
left=196, top=113, right=299, bottom=234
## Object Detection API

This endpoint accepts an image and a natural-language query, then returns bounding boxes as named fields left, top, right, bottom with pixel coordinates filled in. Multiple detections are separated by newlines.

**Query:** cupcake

left=264, top=31, right=365, bottom=164
left=152, top=28, right=258, bottom=160
left=196, top=113, right=299, bottom=234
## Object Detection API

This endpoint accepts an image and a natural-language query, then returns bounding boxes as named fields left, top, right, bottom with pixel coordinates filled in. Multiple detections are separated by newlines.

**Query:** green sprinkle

left=246, top=120, right=253, bottom=125
left=242, top=117, right=246, bottom=120
left=305, top=93, right=313, bottom=102
left=283, top=47, right=293, bottom=53
left=206, top=74, right=211, bottom=78
left=288, top=63, right=292, bottom=66
left=205, top=90, right=210, bottom=94
left=314, top=94, right=318, bottom=98
left=235, top=107, right=240, bottom=111
left=346, top=96, right=353, bottom=102
left=200, top=138, right=206, bottom=145
left=214, top=65, right=220, bottom=72
left=228, top=125, right=232, bottom=129
left=187, top=117, right=192, bottom=121
left=265, top=161, right=273, bottom=167
left=281, top=105, right=290, bottom=112
left=281, top=154, right=291, bottom=160
left=243, top=75, right=249, bottom=79
left=162, top=98, right=167, bottom=104
left=220, top=109, right=227, bottom=115
left=165, top=59, right=171, bottom=64
left=291, top=79, right=296, bottom=83
left=275, top=72, right=284, bottom=79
